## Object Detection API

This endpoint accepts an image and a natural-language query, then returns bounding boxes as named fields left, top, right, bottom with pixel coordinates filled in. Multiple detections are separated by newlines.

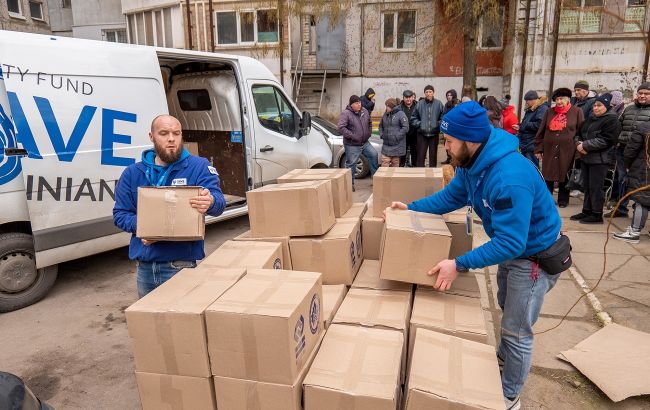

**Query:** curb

left=568, top=266, right=613, bottom=327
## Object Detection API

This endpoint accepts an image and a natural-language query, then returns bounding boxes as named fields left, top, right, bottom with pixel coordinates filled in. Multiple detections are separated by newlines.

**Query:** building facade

left=1, top=0, right=52, bottom=34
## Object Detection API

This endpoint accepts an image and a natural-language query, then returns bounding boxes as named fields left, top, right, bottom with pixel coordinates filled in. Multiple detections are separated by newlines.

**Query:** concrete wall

left=71, top=0, right=126, bottom=41
left=47, top=0, right=73, bottom=36
left=0, top=0, right=51, bottom=34
left=120, top=0, right=178, bottom=14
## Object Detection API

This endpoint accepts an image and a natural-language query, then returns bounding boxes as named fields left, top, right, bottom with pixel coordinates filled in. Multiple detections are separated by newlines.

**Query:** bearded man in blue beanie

left=387, top=101, right=567, bottom=410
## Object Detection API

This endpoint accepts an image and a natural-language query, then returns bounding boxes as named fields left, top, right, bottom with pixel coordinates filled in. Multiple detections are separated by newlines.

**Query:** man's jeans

left=345, top=142, right=379, bottom=185
left=136, top=260, right=196, bottom=298
left=496, top=258, right=559, bottom=398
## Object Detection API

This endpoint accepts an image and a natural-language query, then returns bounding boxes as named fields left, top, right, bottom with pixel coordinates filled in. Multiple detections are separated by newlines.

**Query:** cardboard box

left=202, top=240, right=283, bottom=270
left=233, top=230, right=293, bottom=270
left=277, top=168, right=352, bottom=218
left=322, top=284, right=347, bottom=329
left=409, top=290, right=488, bottom=362
left=340, top=202, right=368, bottom=220
left=379, top=209, right=452, bottom=286
left=137, top=186, right=204, bottom=241
left=362, top=195, right=384, bottom=260
left=136, top=372, right=216, bottom=410
left=372, top=168, right=443, bottom=217
left=125, top=267, right=246, bottom=377
left=212, top=333, right=324, bottom=410
left=352, top=259, right=412, bottom=293
left=303, top=324, right=403, bottom=410
left=206, top=269, right=323, bottom=384
left=404, top=328, right=503, bottom=410
left=417, top=271, right=481, bottom=299
left=247, top=180, right=335, bottom=237
left=289, top=218, right=363, bottom=285
left=444, top=208, right=474, bottom=259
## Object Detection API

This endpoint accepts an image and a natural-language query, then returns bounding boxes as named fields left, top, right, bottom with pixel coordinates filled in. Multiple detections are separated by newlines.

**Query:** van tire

left=0, top=233, right=58, bottom=313
left=338, top=154, right=370, bottom=179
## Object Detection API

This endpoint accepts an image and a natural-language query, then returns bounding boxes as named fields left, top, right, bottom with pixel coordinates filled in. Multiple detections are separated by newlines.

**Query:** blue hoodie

left=113, top=148, right=226, bottom=262
left=408, top=128, right=561, bottom=269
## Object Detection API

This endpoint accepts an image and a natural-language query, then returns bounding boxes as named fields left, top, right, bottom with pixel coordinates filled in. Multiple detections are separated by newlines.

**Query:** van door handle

left=260, top=145, right=274, bottom=152
left=4, top=147, right=28, bottom=157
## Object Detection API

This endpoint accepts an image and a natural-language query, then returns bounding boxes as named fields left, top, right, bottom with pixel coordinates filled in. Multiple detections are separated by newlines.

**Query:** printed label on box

left=309, top=294, right=320, bottom=334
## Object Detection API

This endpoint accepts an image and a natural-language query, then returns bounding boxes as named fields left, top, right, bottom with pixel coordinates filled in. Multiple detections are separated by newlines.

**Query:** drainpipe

left=186, top=0, right=193, bottom=50
left=208, top=0, right=214, bottom=52
left=517, top=0, right=532, bottom=120
left=548, top=0, right=562, bottom=98
left=643, top=21, right=650, bottom=82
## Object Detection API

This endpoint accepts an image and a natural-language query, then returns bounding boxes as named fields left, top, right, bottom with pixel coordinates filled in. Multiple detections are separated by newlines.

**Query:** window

left=625, top=0, right=646, bottom=32
left=382, top=11, right=416, bottom=50
left=308, top=15, right=317, bottom=54
left=479, top=5, right=505, bottom=49
left=61, top=0, right=71, bottom=8
left=29, top=1, right=43, bottom=20
left=126, top=7, right=175, bottom=47
left=104, top=29, right=128, bottom=43
left=252, top=85, right=296, bottom=138
left=177, top=89, right=212, bottom=111
left=8, top=0, right=22, bottom=16
left=560, top=0, right=604, bottom=34
left=216, top=9, right=279, bottom=45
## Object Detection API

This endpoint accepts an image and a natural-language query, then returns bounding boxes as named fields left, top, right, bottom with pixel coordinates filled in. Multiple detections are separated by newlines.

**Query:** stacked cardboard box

left=202, top=240, right=283, bottom=270
left=322, top=284, right=347, bottom=329
left=206, top=269, right=324, bottom=409
left=404, top=328, right=503, bottom=409
left=125, top=267, right=246, bottom=410
left=361, top=195, right=384, bottom=260
left=232, top=230, right=293, bottom=269
left=277, top=168, right=352, bottom=218
left=340, top=201, right=368, bottom=220
left=352, top=259, right=412, bottom=293
left=303, top=324, right=404, bottom=409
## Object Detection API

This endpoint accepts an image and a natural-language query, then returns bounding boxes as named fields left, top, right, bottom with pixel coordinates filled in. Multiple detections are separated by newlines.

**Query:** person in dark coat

left=570, top=93, right=622, bottom=224
left=483, top=96, right=504, bottom=128
left=534, top=87, right=585, bottom=207
left=399, top=89, right=418, bottom=167
left=613, top=122, right=650, bottom=243
left=411, top=85, right=444, bottom=167
left=338, top=95, right=379, bottom=190
left=571, top=80, right=597, bottom=118
left=516, top=91, right=548, bottom=168
left=607, top=82, right=650, bottom=218
left=360, top=88, right=376, bottom=115
left=379, top=98, right=409, bottom=167
left=443, top=89, right=459, bottom=115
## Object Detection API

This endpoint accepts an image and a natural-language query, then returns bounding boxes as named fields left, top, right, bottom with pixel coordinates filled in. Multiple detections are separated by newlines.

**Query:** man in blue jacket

left=388, top=102, right=561, bottom=410
left=113, top=115, right=226, bottom=297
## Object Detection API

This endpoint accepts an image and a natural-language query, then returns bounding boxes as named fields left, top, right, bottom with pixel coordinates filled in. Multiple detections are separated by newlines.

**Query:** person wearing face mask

left=570, top=93, right=622, bottom=224
left=534, top=88, right=585, bottom=207
left=387, top=101, right=563, bottom=410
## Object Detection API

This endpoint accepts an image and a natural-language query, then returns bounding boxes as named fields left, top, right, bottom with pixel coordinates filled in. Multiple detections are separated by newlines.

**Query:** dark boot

left=570, top=211, right=591, bottom=221
left=580, top=213, right=603, bottom=224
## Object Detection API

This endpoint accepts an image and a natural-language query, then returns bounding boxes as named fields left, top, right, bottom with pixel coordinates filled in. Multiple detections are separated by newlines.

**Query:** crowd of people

left=337, top=80, right=650, bottom=243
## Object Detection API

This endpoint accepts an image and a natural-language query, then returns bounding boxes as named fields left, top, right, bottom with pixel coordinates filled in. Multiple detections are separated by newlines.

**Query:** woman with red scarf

left=534, top=88, right=585, bottom=207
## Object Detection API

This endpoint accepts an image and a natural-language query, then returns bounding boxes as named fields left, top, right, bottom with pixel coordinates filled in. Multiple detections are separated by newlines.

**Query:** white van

left=0, top=31, right=332, bottom=312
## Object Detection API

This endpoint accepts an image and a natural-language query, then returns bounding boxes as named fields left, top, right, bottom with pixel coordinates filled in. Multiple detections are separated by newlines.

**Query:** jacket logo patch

left=208, top=166, right=218, bottom=175
left=171, top=178, right=187, bottom=186
left=482, top=198, right=492, bottom=211
left=495, top=197, right=513, bottom=210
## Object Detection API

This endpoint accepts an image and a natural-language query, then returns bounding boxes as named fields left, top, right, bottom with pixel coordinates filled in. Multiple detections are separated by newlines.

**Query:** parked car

left=311, top=116, right=383, bottom=178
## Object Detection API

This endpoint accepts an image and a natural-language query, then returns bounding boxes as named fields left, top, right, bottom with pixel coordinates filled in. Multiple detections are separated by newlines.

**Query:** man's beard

left=449, top=142, right=472, bottom=168
left=154, top=140, right=182, bottom=164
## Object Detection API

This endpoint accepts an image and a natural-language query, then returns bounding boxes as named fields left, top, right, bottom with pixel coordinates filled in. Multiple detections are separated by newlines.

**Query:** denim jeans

left=136, top=260, right=196, bottom=298
left=345, top=142, right=379, bottom=185
left=496, top=258, right=559, bottom=398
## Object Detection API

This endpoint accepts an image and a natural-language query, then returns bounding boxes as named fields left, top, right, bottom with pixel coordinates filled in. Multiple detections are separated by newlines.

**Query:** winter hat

left=574, top=80, right=590, bottom=91
left=524, top=90, right=539, bottom=101
left=552, top=87, right=572, bottom=101
left=611, top=91, right=623, bottom=107
left=440, top=101, right=491, bottom=143
left=637, top=82, right=650, bottom=92
left=402, top=89, right=414, bottom=97
left=385, top=98, right=398, bottom=109
left=424, top=85, right=434, bottom=93
left=365, top=88, right=375, bottom=98
left=595, top=93, right=612, bottom=110
left=349, top=95, right=361, bottom=105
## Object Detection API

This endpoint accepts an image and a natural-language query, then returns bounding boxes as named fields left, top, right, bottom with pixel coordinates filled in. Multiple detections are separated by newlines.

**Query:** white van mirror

left=298, top=111, right=311, bottom=139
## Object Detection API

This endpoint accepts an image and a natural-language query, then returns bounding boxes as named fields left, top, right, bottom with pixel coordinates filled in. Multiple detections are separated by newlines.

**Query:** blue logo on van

left=0, top=101, right=21, bottom=186
left=230, top=131, right=242, bottom=143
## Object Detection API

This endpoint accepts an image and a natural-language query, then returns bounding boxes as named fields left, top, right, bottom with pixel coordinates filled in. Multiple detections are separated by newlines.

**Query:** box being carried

left=277, top=168, right=353, bottom=218
left=444, top=207, right=474, bottom=259
left=137, top=186, right=204, bottom=241
left=247, top=180, right=335, bottom=237
left=202, top=240, right=283, bottom=270
left=379, top=209, right=452, bottom=286
left=372, top=168, right=443, bottom=217
left=290, top=218, right=363, bottom=285
left=303, top=324, right=403, bottom=410
left=404, top=328, right=503, bottom=410
left=362, top=195, right=384, bottom=260
left=205, top=269, right=323, bottom=385
left=233, top=230, right=293, bottom=270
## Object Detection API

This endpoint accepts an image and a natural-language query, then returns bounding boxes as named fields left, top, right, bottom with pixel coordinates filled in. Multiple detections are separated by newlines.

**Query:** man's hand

left=535, top=153, right=543, bottom=162
left=190, top=188, right=214, bottom=214
left=428, top=259, right=459, bottom=291
left=576, top=143, right=587, bottom=155
left=512, top=124, right=519, bottom=131
left=382, top=201, right=408, bottom=221
left=141, top=239, right=157, bottom=246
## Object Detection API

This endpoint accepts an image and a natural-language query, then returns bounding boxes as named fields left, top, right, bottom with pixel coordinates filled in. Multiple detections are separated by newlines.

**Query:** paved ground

left=1, top=152, right=650, bottom=409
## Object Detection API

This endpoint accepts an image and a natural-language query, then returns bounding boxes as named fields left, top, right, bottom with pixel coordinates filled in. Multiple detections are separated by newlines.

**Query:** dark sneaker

left=570, top=212, right=589, bottom=221
left=580, top=214, right=603, bottom=224
left=613, top=227, right=640, bottom=244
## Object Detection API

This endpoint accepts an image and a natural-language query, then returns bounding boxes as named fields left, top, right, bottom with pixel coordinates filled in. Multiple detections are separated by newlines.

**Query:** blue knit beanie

left=440, top=101, right=491, bottom=143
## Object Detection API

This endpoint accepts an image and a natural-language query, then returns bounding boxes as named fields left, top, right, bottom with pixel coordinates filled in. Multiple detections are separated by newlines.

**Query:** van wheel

left=0, top=233, right=58, bottom=313
left=338, top=154, right=370, bottom=179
